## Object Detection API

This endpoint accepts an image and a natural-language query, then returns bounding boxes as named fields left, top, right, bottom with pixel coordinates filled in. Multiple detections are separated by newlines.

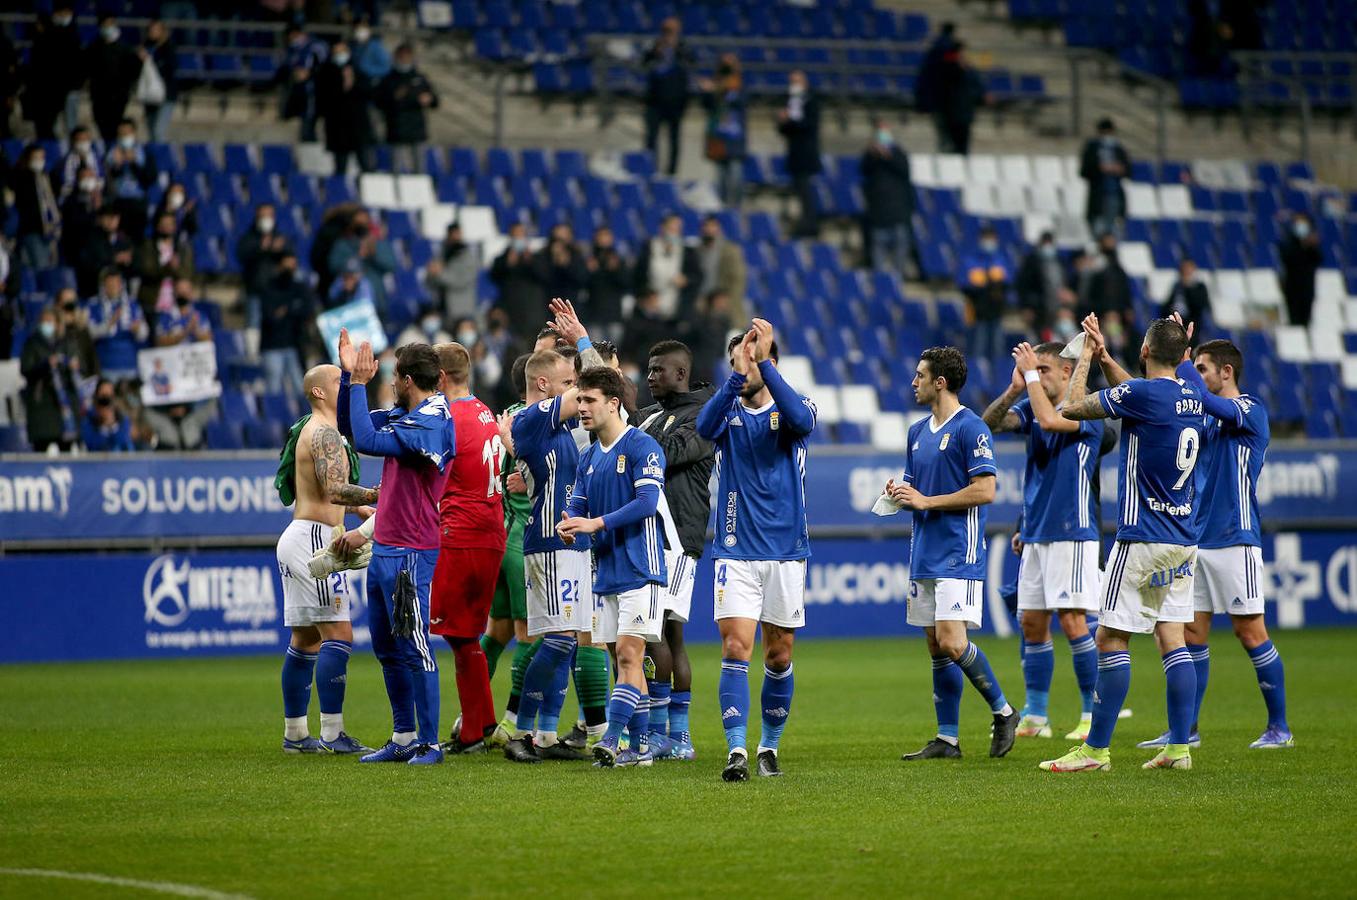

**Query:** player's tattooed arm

left=1061, top=335, right=1109, bottom=421
left=981, top=365, right=1025, bottom=433
left=313, top=425, right=380, bottom=506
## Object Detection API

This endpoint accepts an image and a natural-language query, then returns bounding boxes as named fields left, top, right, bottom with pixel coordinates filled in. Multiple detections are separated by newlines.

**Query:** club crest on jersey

left=939, top=433, right=951, bottom=451
left=770, top=412, right=780, bottom=431
left=616, top=454, right=627, bottom=474
left=665, top=415, right=676, bottom=430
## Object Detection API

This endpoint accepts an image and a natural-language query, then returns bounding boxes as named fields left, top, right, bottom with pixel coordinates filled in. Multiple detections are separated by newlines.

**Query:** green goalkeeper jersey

left=501, top=401, right=532, bottom=543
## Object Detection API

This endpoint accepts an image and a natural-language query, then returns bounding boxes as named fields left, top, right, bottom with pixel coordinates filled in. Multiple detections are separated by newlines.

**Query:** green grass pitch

left=4, top=630, right=1356, bottom=898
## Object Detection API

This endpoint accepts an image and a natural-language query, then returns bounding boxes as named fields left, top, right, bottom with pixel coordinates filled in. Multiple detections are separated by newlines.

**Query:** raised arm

left=346, top=341, right=405, bottom=456
left=982, top=364, right=1026, bottom=433
left=1082, top=313, right=1133, bottom=387
left=312, top=424, right=380, bottom=506
left=1176, top=359, right=1242, bottom=425
left=696, top=376, right=738, bottom=440
left=1061, top=330, right=1110, bottom=421
left=1014, top=342, right=1081, bottom=433
left=753, top=320, right=815, bottom=435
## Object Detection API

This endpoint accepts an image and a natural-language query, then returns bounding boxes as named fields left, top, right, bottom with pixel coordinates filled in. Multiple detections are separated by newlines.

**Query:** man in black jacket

left=1279, top=212, right=1322, bottom=327
left=85, top=16, right=142, bottom=145
left=778, top=70, right=821, bottom=238
left=1079, top=118, right=1130, bottom=238
left=377, top=43, right=438, bottom=174
left=1159, top=257, right=1210, bottom=326
left=642, top=17, right=692, bottom=176
left=632, top=339, right=716, bottom=761
left=23, top=3, right=84, bottom=139
left=585, top=226, right=631, bottom=341
left=490, top=222, right=547, bottom=344
left=317, top=41, right=375, bottom=175
left=861, top=119, right=917, bottom=278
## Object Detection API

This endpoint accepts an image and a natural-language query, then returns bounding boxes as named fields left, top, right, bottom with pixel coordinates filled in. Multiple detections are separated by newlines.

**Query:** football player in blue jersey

left=696, top=319, right=815, bottom=781
left=1134, top=334, right=1292, bottom=750
left=1042, top=316, right=1204, bottom=772
left=558, top=366, right=682, bottom=767
left=882, top=346, right=1019, bottom=761
left=983, top=341, right=1105, bottom=742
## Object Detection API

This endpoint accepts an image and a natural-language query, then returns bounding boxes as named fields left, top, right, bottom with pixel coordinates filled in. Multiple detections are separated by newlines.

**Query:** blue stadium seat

left=204, top=419, right=244, bottom=450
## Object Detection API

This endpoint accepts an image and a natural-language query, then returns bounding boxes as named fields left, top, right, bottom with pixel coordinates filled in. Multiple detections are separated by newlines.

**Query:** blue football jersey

left=697, top=363, right=816, bottom=562
left=1196, top=393, right=1268, bottom=549
left=1095, top=377, right=1207, bottom=546
left=902, top=407, right=998, bottom=580
left=512, top=395, right=590, bottom=555
left=573, top=426, right=681, bottom=595
left=1012, top=398, right=1103, bottom=543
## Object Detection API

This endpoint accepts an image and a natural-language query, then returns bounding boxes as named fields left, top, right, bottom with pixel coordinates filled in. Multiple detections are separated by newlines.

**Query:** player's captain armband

left=871, top=494, right=903, bottom=516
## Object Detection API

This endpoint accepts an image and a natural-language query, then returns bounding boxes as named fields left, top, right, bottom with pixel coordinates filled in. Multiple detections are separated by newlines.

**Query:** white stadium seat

left=967, top=154, right=1000, bottom=183
left=870, top=412, right=910, bottom=452
left=1310, top=325, right=1345, bottom=362
left=0, top=358, right=22, bottom=426
left=808, top=386, right=842, bottom=424
left=1022, top=213, right=1055, bottom=244
left=1218, top=158, right=1253, bottom=189
left=1211, top=293, right=1246, bottom=329
left=396, top=174, right=435, bottom=210
left=1061, top=156, right=1080, bottom=182
left=420, top=204, right=457, bottom=240
left=1343, top=300, right=1357, bottom=330
left=838, top=385, right=881, bottom=424
left=1124, top=182, right=1160, bottom=218
left=910, top=153, right=938, bottom=187
left=1061, top=179, right=1088, bottom=216
left=933, top=154, right=968, bottom=187
left=1119, top=242, right=1154, bottom=277
left=455, top=205, right=498, bottom=243
left=1147, top=269, right=1177, bottom=302
left=1156, top=184, right=1193, bottom=218
left=1027, top=183, right=1062, bottom=214
left=1311, top=296, right=1342, bottom=329
left=1000, top=155, right=1033, bottom=185
left=1275, top=325, right=1312, bottom=362
left=359, top=173, right=398, bottom=208
left=776, top=355, right=815, bottom=389
left=1214, top=270, right=1247, bottom=304
left=1052, top=214, right=1090, bottom=247
left=1316, top=269, right=1348, bottom=303
left=1244, top=268, right=1284, bottom=306
left=962, top=182, right=999, bottom=216
left=993, top=183, right=1027, bottom=215
left=1342, top=358, right=1357, bottom=390
left=1032, top=155, right=1065, bottom=185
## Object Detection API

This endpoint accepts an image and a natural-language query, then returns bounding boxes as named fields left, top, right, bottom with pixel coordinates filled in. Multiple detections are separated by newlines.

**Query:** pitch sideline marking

left=0, top=867, right=253, bottom=899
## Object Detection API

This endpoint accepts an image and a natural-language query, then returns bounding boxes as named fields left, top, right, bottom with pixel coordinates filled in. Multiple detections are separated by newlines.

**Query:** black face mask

left=62, top=303, right=77, bottom=313
left=176, top=297, right=192, bottom=308
left=446, top=240, right=465, bottom=254
left=96, top=395, right=113, bottom=407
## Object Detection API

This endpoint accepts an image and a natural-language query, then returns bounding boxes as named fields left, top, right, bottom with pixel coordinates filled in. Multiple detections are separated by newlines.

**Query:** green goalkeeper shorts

left=490, top=538, right=526, bottom=621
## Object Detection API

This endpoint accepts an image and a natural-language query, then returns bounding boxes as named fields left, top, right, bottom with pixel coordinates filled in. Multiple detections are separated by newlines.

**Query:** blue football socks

left=605, top=683, right=642, bottom=742
left=281, top=646, right=317, bottom=720
left=1163, top=647, right=1197, bottom=745
left=958, top=642, right=1009, bottom=714
left=1087, top=651, right=1131, bottom=749
left=932, top=655, right=963, bottom=743
left=1021, top=640, right=1054, bottom=719
left=759, top=663, right=794, bottom=751
left=1187, top=642, right=1210, bottom=727
left=719, top=658, right=750, bottom=753
left=1248, top=640, right=1288, bottom=729
left=1069, top=633, right=1098, bottom=715
left=647, top=680, right=671, bottom=738
left=668, top=690, right=692, bottom=743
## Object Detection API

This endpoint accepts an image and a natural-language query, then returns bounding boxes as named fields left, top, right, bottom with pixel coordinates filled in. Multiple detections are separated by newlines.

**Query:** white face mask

left=29, top=157, right=46, bottom=173
left=75, top=140, right=92, bottom=155
left=257, top=217, right=275, bottom=234
left=53, top=13, right=73, bottom=26
left=457, top=329, right=478, bottom=346
left=80, top=177, right=98, bottom=192
left=333, top=52, right=351, bottom=66
left=1294, top=221, right=1311, bottom=238
left=354, top=28, right=371, bottom=43
left=167, top=192, right=184, bottom=211
left=980, top=238, right=998, bottom=254
left=101, top=25, right=120, bottom=43
left=118, top=134, right=135, bottom=150
left=421, top=316, right=441, bottom=335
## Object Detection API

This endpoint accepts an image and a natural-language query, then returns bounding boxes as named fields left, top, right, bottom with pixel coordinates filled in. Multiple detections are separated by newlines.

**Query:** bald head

left=303, top=364, right=342, bottom=411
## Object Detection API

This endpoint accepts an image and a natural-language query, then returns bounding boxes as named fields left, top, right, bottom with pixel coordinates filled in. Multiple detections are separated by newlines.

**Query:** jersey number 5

left=481, top=435, right=504, bottom=498
left=1172, top=427, right=1200, bottom=490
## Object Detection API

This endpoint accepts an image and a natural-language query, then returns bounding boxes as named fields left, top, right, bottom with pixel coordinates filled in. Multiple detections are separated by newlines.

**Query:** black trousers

left=791, top=173, right=819, bottom=236
left=645, top=106, right=684, bottom=175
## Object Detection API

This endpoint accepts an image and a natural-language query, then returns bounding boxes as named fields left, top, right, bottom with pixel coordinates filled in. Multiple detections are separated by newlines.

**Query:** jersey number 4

left=1172, top=427, right=1200, bottom=490
left=481, top=435, right=504, bottom=498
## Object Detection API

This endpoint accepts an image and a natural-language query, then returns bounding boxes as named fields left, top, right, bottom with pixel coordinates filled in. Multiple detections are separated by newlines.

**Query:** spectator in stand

left=56, top=287, right=99, bottom=376
left=397, top=306, right=453, bottom=348
left=57, top=125, right=101, bottom=201
left=155, top=278, right=213, bottom=347
left=260, top=251, right=314, bottom=395
left=1279, top=211, right=1322, bottom=327
left=490, top=221, right=546, bottom=344
left=425, top=222, right=478, bottom=328
left=956, top=223, right=1012, bottom=363
left=635, top=213, right=701, bottom=320
left=1159, top=256, right=1211, bottom=326
left=135, top=212, right=196, bottom=327
left=139, top=19, right=178, bottom=143
left=642, top=17, right=693, bottom=177
left=351, top=17, right=391, bottom=84
left=1015, top=231, right=1075, bottom=338
left=478, top=307, right=525, bottom=408
left=687, top=288, right=735, bottom=383
left=85, top=267, right=148, bottom=382
left=104, top=118, right=156, bottom=241
left=144, top=394, right=216, bottom=451
left=778, top=69, right=822, bottom=238
left=935, top=43, right=986, bottom=155
left=327, top=207, right=395, bottom=317
left=914, top=22, right=959, bottom=153
left=699, top=55, right=746, bottom=207
left=279, top=22, right=327, bottom=143
left=24, top=3, right=84, bottom=140
left=317, top=40, right=376, bottom=175
left=61, top=165, right=104, bottom=265
left=862, top=118, right=918, bottom=279
left=1079, top=117, right=1130, bottom=238
left=11, top=143, right=61, bottom=270
left=309, top=202, right=361, bottom=299
left=82, top=377, right=134, bottom=452
left=76, top=204, right=133, bottom=298
left=85, top=16, right=143, bottom=145
left=21, top=306, right=81, bottom=452
left=1079, top=232, right=1133, bottom=362
left=153, top=181, right=197, bottom=242
left=535, top=223, right=589, bottom=303
left=327, top=257, right=377, bottom=310
left=695, top=214, right=748, bottom=325
left=236, top=202, right=292, bottom=341
left=622, top=289, right=674, bottom=369
left=1185, top=0, right=1231, bottom=78
left=377, top=43, right=438, bottom=174
left=585, top=225, right=631, bottom=340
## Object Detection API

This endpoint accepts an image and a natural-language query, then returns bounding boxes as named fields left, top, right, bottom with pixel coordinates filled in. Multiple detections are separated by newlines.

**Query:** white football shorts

left=1193, top=545, right=1266, bottom=616
left=907, top=577, right=984, bottom=629
left=1017, top=540, right=1101, bottom=613
left=663, top=549, right=698, bottom=623
left=712, top=559, right=806, bottom=629
left=1098, top=540, right=1197, bottom=634
left=278, top=519, right=359, bottom=626
left=593, top=583, right=664, bottom=644
left=525, top=548, right=592, bottom=636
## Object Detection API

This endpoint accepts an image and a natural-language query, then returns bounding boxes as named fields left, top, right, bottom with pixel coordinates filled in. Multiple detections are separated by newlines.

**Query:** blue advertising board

left=5, top=532, right=1356, bottom=663
left=1, top=443, right=1354, bottom=543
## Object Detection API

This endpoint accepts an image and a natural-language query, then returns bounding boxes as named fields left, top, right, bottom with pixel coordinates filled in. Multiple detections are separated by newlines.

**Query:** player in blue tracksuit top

left=695, top=319, right=815, bottom=782
left=877, top=346, right=1017, bottom=762
left=1129, top=336, right=1291, bottom=751
left=559, top=366, right=682, bottom=767
left=1041, top=315, right=1206, bottom=773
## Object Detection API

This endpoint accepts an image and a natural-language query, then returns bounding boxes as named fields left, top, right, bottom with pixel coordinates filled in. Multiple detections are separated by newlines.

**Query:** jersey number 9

left=1172, top=427, right=1200, bottom=491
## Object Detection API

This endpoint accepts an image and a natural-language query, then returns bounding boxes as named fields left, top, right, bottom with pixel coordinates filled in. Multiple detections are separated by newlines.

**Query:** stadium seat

left=1275, top=326, right=1313, bottom=362
left=359, top=173, right=399, bottom=208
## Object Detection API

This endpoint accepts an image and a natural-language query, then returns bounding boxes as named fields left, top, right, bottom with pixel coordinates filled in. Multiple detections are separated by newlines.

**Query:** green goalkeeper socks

left=481, top=634, right=507, bottom=678
left=506, top=637, right=542, bottom=716
left=574, top=645, right=611, bottom=727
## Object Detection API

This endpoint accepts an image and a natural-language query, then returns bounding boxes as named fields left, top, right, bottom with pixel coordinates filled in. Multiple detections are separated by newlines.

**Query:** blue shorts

left=367, top=546, right=439, bottom=672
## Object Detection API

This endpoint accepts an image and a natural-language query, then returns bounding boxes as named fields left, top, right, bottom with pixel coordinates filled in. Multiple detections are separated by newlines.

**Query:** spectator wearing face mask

left=259, top=252, right=314, bottom=395
left=1159, top=257, right=1210, bottom=327
left=317, top=40, right=376, bottom=175
left=61, top=165, right=104, bottom=264
left=397, top=307, right=453, bottom=348
left=104, top=118, right=156, bottom=240
left=1279, top=212, right=1322, bottom=327
left=378, top=43, right=439, bottom=174
left=21, top=306, right=81, bottom=452
left=155, top=278, right=212, bottom=347
left=58, top=125, right=101, bottom=202
left=139, top=19, right=178, bottom=143
left=1079, top=118, right=1130, bottom=238
left=635, top=213, right=701, bottom=319
left=25, top=3, right=84, bottom=140
left=425, top=222, right=478, bottom=326
left=81, top=377, right=133, bottom=451
left=327, top=208, right=394, bottom=316
left=1015, top=231, right=1075, bottom=337
left=85, top=267, right=149, bottom=382
left=490, top=222, right=547, bottom=344
left=236, top=203, right=293, bottom=336
left=477, top=307, right=525, bottom=408
left=862, top=118, right=918, bottom=279
left=55, top=287, right=99, bottom=376
left=350, top=18, right=391, bottom=84
left=278, top=24, right=327, bottom=142
left=642, top=17, right=693, bottom=177
left=1078, top=233, right=1132, bottom=362
left=11, top=143, right=61, bottom=270
left=699, top=54, right=747, bottom=207
left=85, top=16, right=143, bottom=145
left=327, top=257, right=376, bottom=310
left=956, top=223, right=1012, bottom=364
left=584, top=226, right=631, bottom=341
left=534, top=222, right=589, bottom=304
left=135, top=212, right=195, bottom=327
left=778, top=70, right=822, bottom=238
left=153, top=181, right=197, bottom=241
left=76, top=204, right=133, bottom=297
left=695, top=214, right=747, bottom=325
left=308, top=202, right=361, bottom=299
